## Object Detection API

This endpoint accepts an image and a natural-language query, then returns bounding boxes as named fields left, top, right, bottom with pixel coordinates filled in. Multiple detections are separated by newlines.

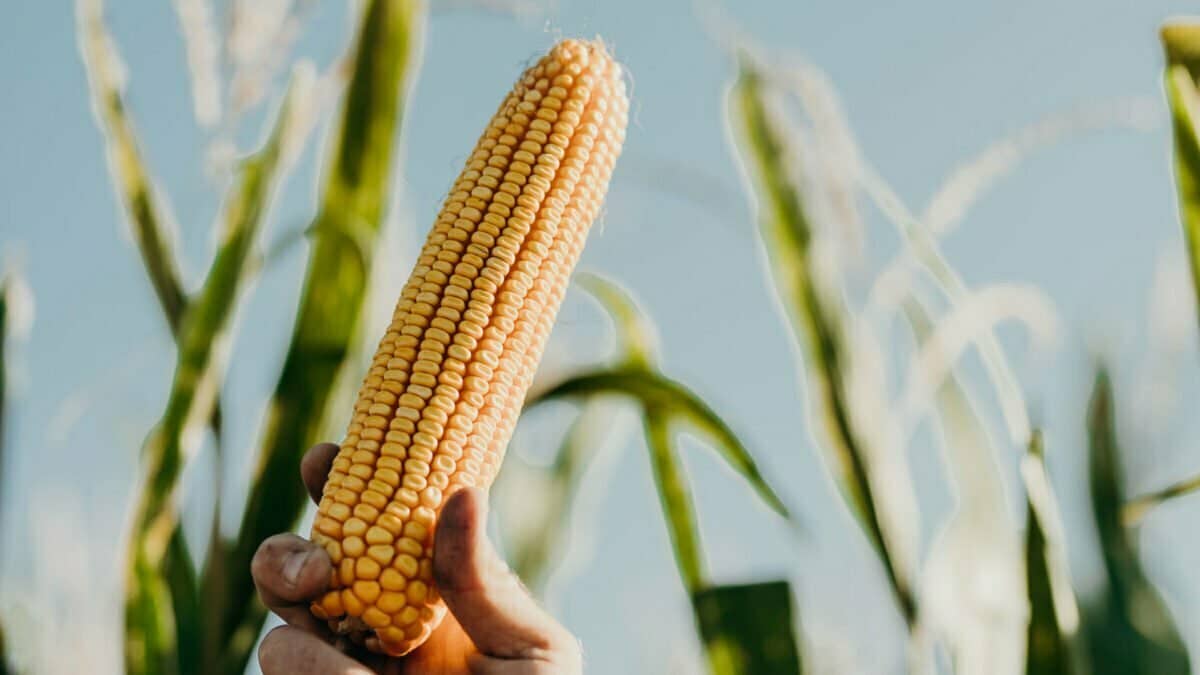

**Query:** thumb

left=433, top=488, right=578, bottom=664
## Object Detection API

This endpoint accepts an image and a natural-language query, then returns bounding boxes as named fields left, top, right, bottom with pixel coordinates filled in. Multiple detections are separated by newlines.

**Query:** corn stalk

left=727, top=57, right=916, bottom=625
left=1023, top=430, right=1083, bottom=675
left=123, top=73, right=308, bottom=675
left=78, top=0, right=188, bottom=337
left=215, top=2, right=422, bottom=671
left=524, top=275, right=798, bottom=675
left=0, top=277, right=10, bottom=675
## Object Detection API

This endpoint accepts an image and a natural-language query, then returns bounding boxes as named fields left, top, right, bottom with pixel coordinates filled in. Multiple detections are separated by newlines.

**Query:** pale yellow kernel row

left=480, top=75, right=628, bottom=484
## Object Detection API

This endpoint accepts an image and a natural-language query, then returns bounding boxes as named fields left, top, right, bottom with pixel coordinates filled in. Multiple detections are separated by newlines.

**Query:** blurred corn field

left=6, top=1, right=1200, bottom=674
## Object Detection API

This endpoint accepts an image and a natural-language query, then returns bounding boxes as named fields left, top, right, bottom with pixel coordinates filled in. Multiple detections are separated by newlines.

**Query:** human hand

left=252, top=443, right=582, bottom=674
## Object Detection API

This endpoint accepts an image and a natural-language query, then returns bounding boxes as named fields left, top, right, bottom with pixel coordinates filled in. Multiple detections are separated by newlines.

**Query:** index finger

left=301, top=442, right=340, bottom=504
left=252, top=533, right=334, bottom=634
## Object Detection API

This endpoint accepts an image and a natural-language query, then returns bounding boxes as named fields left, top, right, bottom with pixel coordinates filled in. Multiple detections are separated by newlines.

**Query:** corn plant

left=728, top=54, right=919, bottom=630
left=77, top=1, right=421, bottom=673
left=0, top=275, right=13, bottom=675
left=508, top=273, right=803, bottom=675
left=721, top=43, right=1152, bottom=675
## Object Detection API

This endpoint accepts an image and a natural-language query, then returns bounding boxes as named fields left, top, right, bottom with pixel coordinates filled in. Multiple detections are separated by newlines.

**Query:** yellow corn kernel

left=310, top=37, right=628, bottom=657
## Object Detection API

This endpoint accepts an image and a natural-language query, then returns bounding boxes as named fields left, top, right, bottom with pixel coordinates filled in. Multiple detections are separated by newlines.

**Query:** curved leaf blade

left=1083, top=367, right=1190, bottom=674
left=727, top=57, right=914, bottom=623
left=505, top=402, right=613, bottom=589
left=903, top=297, right=1027, bottom=670
left=0, top=278, right=11, bottom=675
left=644, top=403, right=705, bottom=593
left=123, top=70, right=308, bottom=675
left=1023, top=431, right=1081, bottom=675
left=1164, top=59, right=1200, bottom=337
left=78, top=0, right=188, bottom=336
left=575, top=272, right=656, bottom=367
left=530, top=367, right=790, bottom=520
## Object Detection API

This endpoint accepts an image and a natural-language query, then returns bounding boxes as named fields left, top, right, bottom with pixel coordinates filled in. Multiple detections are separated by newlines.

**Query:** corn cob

left=309, top=38, right=628, bottom=656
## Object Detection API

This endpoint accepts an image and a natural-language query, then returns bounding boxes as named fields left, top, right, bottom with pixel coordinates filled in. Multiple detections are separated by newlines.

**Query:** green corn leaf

left=645, top=403, right=706, bottom=593
left=1023, top=430, right=1078, bottom=675
left=1164, top=64, right=1200, bottom=328
left=901, top=299, right=1010, bottom=514
left=1083, top=367, right=1190, bottom=675
left=78, top=0, right=188, bottom=336
left=1126, top=41, right=1200, bottom=518
left=1162, top=23, right=1200, bottom=75
left=693, top=581, right=804, bottom=675
left=506, top=402, right=611, bottom=589
left=575, top=272, right=656, bottom=367
left=501, top=273, right=734, bottom=588
left=0, top=278, right=8, bottom=519
left=123, top=75, right=308, bottom=675
left=78, top=10, right=228, bottom=668
left=164, top=532, right=201, bottom=675
left=217, top=2, right=423, bottom=670
left=1163, top=23, right=1200, bottom=340
left=530, top=367, right=790, bottom=520
left=1123, top=473, right=1200, bottom=524
left=0, top=279, right=9, bottom=675
left=728, top=57, right=913, bottom=624
left=902, top=297, right=1030, bottom=668
left=1024, top=485, right=1064, bottom=675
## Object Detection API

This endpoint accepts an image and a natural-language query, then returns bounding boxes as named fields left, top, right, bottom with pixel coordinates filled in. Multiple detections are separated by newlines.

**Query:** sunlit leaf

left=0, top=277, right=9, bottom=512
left=1083, top=367, right=1190, bottom=675
left=693, top=581, right=804, bottom=675
left=861, top=165, right=1033, bottom=446
left=164, top=533, right=201, bottom=675
left=218, top=2, right=423, bottom=670
left=1117, top=26, right=1200, bottom=520
left=123, top=72, right=309, bottom=675
left=922, top=99, right=1154, bottom=237
left=1123, top=473, right=1200, bottom=524
left=0, top=278, right=9, bottom=675
left=506, top=402, right=613, bottom=589
left=506, top=275, right=765, bottom=594
left=1023, top=431, right=1079, bottom=675
left=576, top=272, right=656, bottom=367
left=1164, top=65, right=1200, bottom=324
left=530, top=367, right=790, bottom=520
left=1163, top=23, right=1200, bottom=337
left=78, top=0, right=188, bottom=337
left=645, top=403, right=705, bottom=592
left=727, top=56, right=914, bottom=623
left=1162, top=23, right=1200, bottom=75
left=902, top=298, right=1026, bottom=672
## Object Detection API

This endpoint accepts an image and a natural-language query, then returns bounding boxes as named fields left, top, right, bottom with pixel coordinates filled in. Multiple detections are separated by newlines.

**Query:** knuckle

left=250, top=537, right=282, bottom=584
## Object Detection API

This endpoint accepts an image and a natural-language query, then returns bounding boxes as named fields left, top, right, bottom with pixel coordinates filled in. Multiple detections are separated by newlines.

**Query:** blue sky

left=5, top=0, right=1200, bottom=673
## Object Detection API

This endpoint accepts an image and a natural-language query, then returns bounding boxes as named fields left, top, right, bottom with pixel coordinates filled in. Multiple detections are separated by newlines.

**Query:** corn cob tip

left=307, top=36, right=628, bottom=656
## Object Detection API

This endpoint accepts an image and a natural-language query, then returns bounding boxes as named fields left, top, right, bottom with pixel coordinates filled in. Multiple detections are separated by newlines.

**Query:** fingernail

left=283, top=550, right=310, bottom=586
